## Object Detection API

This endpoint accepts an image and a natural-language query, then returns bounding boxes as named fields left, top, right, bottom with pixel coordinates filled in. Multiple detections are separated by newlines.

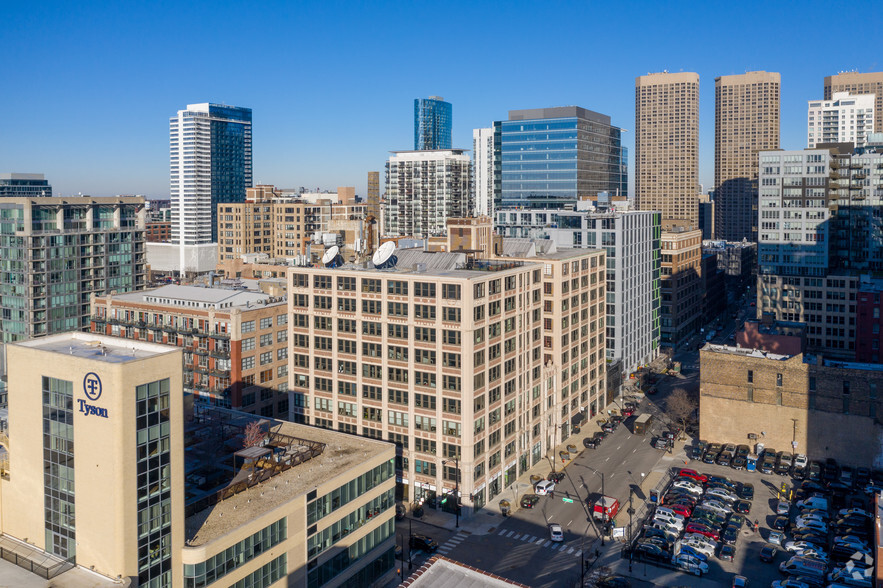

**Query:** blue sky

left=2, top=1, right=881, bottom=199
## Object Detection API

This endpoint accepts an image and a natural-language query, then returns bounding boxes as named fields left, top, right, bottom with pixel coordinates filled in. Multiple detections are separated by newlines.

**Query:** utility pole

left=408, top=516, right=413, bottom=570
left=627, top=487, right=635, bottom=572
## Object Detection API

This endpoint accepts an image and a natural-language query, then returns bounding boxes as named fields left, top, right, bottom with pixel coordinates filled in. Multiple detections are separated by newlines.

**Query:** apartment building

left=0, top=173, right=52, bottom=197
left=714, top=71, right=780, bottom=241
left=808, top=92, right=875, bottom=148
left=0, top=196, right=147, bottom=346
left=495, top=207, right=660, bottom=376
left=635, top=72, right=700, bottom=225
left=91, top=284, right=290, bottom=417
left=661, top=227, right=703, bottom=347
left=825, top=71, right=883, bottom=133
left=1, top=332, right=395, bottom=588
left=757, top=142, right=883, bottom=358
left=146, top=221, right=172, bottom=242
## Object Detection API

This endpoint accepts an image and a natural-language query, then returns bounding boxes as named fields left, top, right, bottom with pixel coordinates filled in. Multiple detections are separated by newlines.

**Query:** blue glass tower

left=414, top=96, right=452, bottom=150
left=498, top=106, right=626, bottom=209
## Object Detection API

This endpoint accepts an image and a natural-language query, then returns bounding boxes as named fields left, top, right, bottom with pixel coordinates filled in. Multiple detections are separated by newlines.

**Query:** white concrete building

left=472, top=127, right=496, bottom=217
left=383, top=150, right=472, bottom=238
left=495, top=206, right=661, bottom=376
left=807, top=92, right=875, bottom=148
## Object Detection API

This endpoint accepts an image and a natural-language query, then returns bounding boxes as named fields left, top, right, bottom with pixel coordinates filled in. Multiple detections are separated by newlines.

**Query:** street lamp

left=627, top=486, right=635, bottom=572
left=441, top=456, right=460, bottom=529
left=585, top=465, right=605, bottom=546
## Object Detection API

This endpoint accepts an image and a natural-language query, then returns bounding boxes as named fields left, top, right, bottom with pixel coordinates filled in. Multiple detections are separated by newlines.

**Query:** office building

left=367, top=171, right=380, bottom=220
left=146, top=221, right=172, bottom=242
left=0, top=173, right=52, bottom=197
left=856, top=279, right=883, bottom=363
left=757, top=143, right=883, bottom=358
left=288, top=241, right=606, bottom=513
left=702, top=252, right=726, bottom=324
left=495, top=207, right=661, bottom=376
left=498, top=107, right=627, bottom=209
left=698, top=193, right=714, bottom=240
left=91, top=283, right=290, bottom=416
left=473, top=127, right=497, bottom=217
left=700, top=342, right=883, bottom=466
left=660, top=226, right=703, bottom=347
left=825, top=71, right=883, bottom=133
left=0, top=196, right=146, bottom=347
left=635, top=72, right=700, bottom=225
left=1, top=331, right=395, bottom=587
left=383, top=150, right=472, bottom=239
left=807, top=92, right=875, bottom=148
left=414, top=96, right=452, bottom=150
left=166, top=103, right=252, bottom=274
left=714, top=72, right=780, bottom=242
left=702, top=240, right=757, bottom=293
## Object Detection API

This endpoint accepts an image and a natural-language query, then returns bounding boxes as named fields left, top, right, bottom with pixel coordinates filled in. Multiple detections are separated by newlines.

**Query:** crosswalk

left=496, top=528, right=583, bottom=557
left=436, top=531, right=467, bottom=556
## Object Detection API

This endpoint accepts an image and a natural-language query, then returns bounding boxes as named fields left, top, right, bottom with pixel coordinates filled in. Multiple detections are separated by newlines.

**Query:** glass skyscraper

left=0, top=173, right=52, bottom=197
left=414, top=96, right=452, bottom=150
left=497, top=106, right=626, bottom=209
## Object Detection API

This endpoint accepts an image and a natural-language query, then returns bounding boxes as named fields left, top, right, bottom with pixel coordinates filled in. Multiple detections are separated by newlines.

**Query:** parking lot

left=630, top=446, right=878, bottom=586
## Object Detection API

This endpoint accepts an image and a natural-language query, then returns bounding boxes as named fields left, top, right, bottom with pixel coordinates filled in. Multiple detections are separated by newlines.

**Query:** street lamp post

left=585, top=466, right=605, bottom=546
left=442, top=456, right=460, bottom=529
left=627, top=487, right=635, bottom=572
left=408, top=516, right=413, bottom=570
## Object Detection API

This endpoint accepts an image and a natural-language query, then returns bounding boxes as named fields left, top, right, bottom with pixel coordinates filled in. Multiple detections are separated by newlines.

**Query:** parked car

left=738, top=482, right=754, bottom=500
left=719, top=544, right=736, bottom=561
left=716, top=452, right=732, bottom=467
left=672, top=555, right=709, bottom=576
left=731, top=456, right=747, bottom=470
left=583, top=437, right=599, bottom=449
left=777, top=500, right=791, bottom=515
left=678, top=468, right=708, bottom=483
left=793, top=454, right=808, bottom=469
left=760, top=544, right=778, bottom=562
left=409, top=534, right=438, bottom=552
left=547, top=472, right=566, bottom=484
left=706, top=488, right=738, bottom=503
left=685, top=522, right=719, bottom=540
left=768, top=530, right=785, bottom=546
left=807, top=461, right=823, bottom=482
left=635, top=542, right=667, bottom=560
left=535, top=480, right=556, bottom=496
left=520, top=494, right=539, bottom=509
left=721, top=526, right=739, bottom=545
left=734, top=500, right=751, bottom=514
left=772, top=516, right=790, bottom=530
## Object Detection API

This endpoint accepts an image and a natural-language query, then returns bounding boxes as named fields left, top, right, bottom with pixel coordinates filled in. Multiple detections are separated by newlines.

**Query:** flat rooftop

left=702, top=343, right=792, bottom=361
left=184, top=408, right=393, bottom=546
left=14, top=332, right=178, bottom=364
left=404, top=556, right=528, bottom=587
left=108, top=284, right=282, bottom=310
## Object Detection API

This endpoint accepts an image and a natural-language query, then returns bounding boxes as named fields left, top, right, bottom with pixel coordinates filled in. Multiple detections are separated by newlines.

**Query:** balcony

left=210, top=348, right=230, bottom=359
left=209, top=331, right=230, bottom=340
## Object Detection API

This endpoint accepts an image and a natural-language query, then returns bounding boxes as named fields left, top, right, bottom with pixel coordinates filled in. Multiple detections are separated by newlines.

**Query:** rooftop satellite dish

left=322, top=245, right=341, bottom=268
left=373, top=241, right=397, bottom=269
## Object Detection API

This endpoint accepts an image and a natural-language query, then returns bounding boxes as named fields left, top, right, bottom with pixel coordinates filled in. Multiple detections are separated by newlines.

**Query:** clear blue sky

left=2, top=1, right=880, bottom=199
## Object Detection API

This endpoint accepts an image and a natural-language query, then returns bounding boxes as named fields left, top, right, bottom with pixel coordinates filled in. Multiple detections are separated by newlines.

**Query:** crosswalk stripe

left=526, top=535, right=535, bottom=542
left=506, top=531, right=514, bottom=537
left=513, top=533, right=520, bottom=540
left=576, top=550, right=582, bottom=558
left=536, top=537, right=545, bottom=544
left=498, top=529, right=506, bottom=535
left=567, top=547, right=575, bottom=554
left=542, top=540, right=551, bottom=547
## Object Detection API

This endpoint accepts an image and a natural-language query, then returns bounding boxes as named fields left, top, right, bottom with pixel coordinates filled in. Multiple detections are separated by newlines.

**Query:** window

left=242, top=337, right=255, bottom=351
left=442, top=307, right=461, bottom=323
left=415, top=393, right=436, bottom=410
left=442, top=284, right=461, bottom=300
left=260, top=333, right=273, bottom=347
left=337, top=277, right=355, bottom=291
left=747, top=370, right=753, bottom=383
left=241, top=356, right=255, bottom=370
left=414, top=282, right=436, bottom=298
left=443, top=330, right=461, bottom=345
left=388, top=389, right=408, bottom=405
left=362, top=300, right=381, bottom=315
left=388, top=324, right=408, bottom=339
left=313, top=275, right=331, bottom=289
left=415, top=304, right=436, bottom=320
left=260, top=317, right=273, bottom=330
left=388, top=411, right=408, bottom=427
left=241, top=320, right=255, bottom=333
left=415, top=327, right=436, bottom=343
left=361, top=278, right=381, bottom=293
left=388, top=281, right=408, bottom=295
left=776, top=373, right=783, bottom=387
left=362, top=321, right=382, bottom=337
left=388, top=302, right=408, bottom=317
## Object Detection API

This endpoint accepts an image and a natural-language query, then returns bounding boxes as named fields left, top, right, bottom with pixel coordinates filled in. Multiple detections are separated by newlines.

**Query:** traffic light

left=440, top=495, right=448, bottom=505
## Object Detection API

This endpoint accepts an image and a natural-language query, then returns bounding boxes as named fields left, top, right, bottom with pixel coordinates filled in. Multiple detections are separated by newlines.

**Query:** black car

left=721, top=525, right=740, bottom=545
left=548, top=472, right=565, bottom=484
left=775, top=460, right=791, bottom=476
left=856, top=467, right=871, bottom=486
left=731, top=456, right=747, bottom=470
left=734, top=500, right=751, bottom=514
left=759, top=544, right=778, bottom=562
left=583, top=437, right=598, bottom=449
left=824, top=458, right=839, bottom=480
left=635, top=542, right=668, bottom=560
left=520, top=494, right=539, bottom=509
left=602, top=422, right=616, bottom=433
left=735, top=444, right=750, bottom=458
left=643, top=528, right=674, bottom=544
left=808, top=461, right=823, bottom=482
left=738, top=483, right=754, bottom=500
left=772, top=516, right=789, bottom=530
left=719, top=544, right=736, bottom=561
left=791, top=466, right=806, bottom=481
left=716, top=452, right=732, bottom=466
left=760, top=457, right=776, bottom=474
left=702, top=451, right=718, bottom=464
left=802, top=480, right=826, bottom=493
left=409, top=534, right=438, bottom=552
left=595, top=430, right=609, bottom=440
left=708, top=476, right=736, bottom=490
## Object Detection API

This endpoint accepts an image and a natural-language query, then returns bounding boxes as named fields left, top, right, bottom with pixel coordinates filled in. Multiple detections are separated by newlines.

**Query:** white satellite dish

left=322, top=245, right=341, bottom=267
left=373, top=241, right=397, bottom=268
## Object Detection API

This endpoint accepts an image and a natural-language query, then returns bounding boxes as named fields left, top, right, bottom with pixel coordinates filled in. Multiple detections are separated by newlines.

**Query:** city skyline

left=2, top=1, right=881, bottom=200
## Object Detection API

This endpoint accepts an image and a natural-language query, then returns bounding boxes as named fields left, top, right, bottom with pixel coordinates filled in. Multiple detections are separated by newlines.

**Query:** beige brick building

left=700, top=344, right=883, bottom=466
left=714, top=71, right=780, bottom=242
left=825, top=71, right=883, bottom=133
left=661, top=227, right=703, bottom=347
left=635, top=71, right=700, bottom=225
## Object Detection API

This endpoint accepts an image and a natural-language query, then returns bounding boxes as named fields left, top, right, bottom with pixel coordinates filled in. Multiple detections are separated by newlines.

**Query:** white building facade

left=495, top=207, right=661, bottom=375
left=807, top=92, right=875, bottom=148
left=383, top=150, right=472, bottom=238
left=472, top=127, right=496, bottom=217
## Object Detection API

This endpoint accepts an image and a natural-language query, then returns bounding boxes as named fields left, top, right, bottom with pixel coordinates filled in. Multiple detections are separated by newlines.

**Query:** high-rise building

left=660, top=226, right=703, bottom=347
left=414, top=96, right=452, bottom=150
left=635, top=72, right=700, bottom=225
left=0, top=197, right=146, bottom=347
left=0, top=173, right=52, bottom=197
left=383, top=150, right=472, bottom=238
left=825, top=71, right=883, bottom=133
left=1, top=331, right=396, bottom=587
left=472, top=127, right=497, bottom=217
left=367, top=170, right=380, bottom=219
left=807, top=92, right=875, bottom=148
left=714, top=71, right=780, bottom=242
left=498, top=107, right=627, bottom=209
left=169, top=103, right=252, bottom=273
left=757, top=142, right=883, bottom=358
left=495, top=207, right=661, bottom=376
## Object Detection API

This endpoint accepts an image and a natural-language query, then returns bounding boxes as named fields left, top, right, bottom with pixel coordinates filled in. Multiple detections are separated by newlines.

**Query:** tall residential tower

left=825, top=71, right=883, bottom=133
left=635, top=72, right=700, bottom=225
left=714, top=71, right=780, bottom=242
left=807, top=92, right=875, bottom=148
left=414, top=96, right=452, bottom=150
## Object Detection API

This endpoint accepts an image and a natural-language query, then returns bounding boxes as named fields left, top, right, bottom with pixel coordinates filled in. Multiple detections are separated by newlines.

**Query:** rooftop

left=499, top=238, right=601, bottom=261
left=13, top=332, right=178, bottom=364
left=702, top=343, right=792, bottom=361
left=302, top=250, right=538, bottom=280
left=184, top=407, right=393, bottom=546
left=402, top=556, right=528, bottom=587
left=108, top=284, right=284, bottom=310
left=744, top=319, right=806, bottom=337
left=806, top=355, right=883, bottom=372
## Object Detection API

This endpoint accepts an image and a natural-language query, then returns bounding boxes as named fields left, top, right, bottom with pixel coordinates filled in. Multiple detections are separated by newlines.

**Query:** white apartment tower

left=169, top=103, right=252, bottom=273
left=383, top=150, right=472, bottom=238
left=807, top=92, right=875, bottom=148
left=472, top=127, right=496, bottom=217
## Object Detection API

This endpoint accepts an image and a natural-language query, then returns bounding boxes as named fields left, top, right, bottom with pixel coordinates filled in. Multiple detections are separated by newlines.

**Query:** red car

left=678, top=469, right=708, bottom=483
left=666, top=503, right=692, bottom=517
left=685, top=522, right=719, bottom=540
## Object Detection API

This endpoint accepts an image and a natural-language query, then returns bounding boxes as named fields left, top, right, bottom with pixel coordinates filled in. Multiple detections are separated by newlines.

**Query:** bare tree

left=242, top=421, right=265, bottom=448
left=666, top=387, right=696, bottom=432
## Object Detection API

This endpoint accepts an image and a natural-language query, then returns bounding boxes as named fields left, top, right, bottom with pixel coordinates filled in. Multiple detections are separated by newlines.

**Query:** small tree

left=243, top=421, right=265, bottom=448
left=667, top=387, right=696, bottom=433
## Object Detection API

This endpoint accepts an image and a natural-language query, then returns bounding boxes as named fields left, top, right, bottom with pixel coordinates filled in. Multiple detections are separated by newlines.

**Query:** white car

left=793, top=548, right=828, bottom=562
left=793, top=454, right=808, bottom=468
left=795, top=514, right=827, bottom=527
left=654, top=507, right=686, bottom=522
left=549, top=523, right=564, bottom=542
left=768, top=530, right=785, bottom=546
left=673, top=556, right=709, bottom=576
left=654, top=513, right=685, bottom=527
left=705, top=488, right=737, bottom=502
left=683, top=534, right=718, bottom=549
left=700, top=499, right=733, bottom=515
left=838, top=508, right=872, bottom=519
left=672, top=480, right=703, bottom=495
left=794, top=519, right=827, bottom=533
left=834, top=535, right=869, bottom=549
left=776, top=500, right=791, bottom=515
left=535, top=480, right=556, bottom=495
left=785, top=540, right=821, bottom=553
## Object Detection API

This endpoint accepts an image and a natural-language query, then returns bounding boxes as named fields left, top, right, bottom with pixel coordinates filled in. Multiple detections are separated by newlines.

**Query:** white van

left=796, top=496, right=828, bottom=511
left=654, top=507, right=686, bottom=522
left=535, top=480, right=556, bottom=496
left=778, top=556, right=827, bottom=581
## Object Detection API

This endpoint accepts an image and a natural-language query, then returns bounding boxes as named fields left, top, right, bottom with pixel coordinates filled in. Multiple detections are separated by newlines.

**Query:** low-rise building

left=0, top=332, right=396, bottom=587
left=700, top=343, right=883, bottom=465
left=146, top=220, right=172, bottom=242
left=91, top=284, right=290, bottom=418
